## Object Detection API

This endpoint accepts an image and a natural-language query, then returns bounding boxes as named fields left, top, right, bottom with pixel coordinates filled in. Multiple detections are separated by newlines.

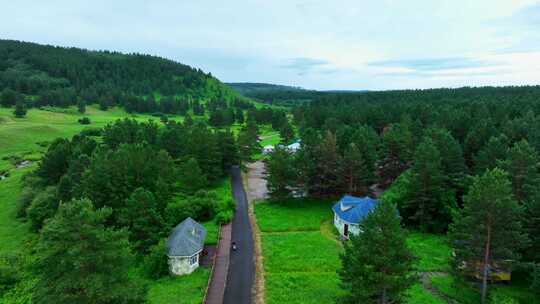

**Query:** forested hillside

left=0, top=40, right=240, bottom=113
left=227, top=82, right=327, bottom=106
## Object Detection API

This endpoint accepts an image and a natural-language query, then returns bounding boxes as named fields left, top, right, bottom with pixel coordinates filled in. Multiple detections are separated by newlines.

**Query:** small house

left=166, top=217, right=206, bottom=275
left=263, top=144, right=275, bottom=154
left=286, top=142, right=301, bottom=153
left=332, top=195, right=379, bottom=238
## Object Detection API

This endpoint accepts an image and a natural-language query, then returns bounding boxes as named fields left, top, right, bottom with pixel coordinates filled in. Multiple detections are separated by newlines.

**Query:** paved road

left=223, top=166, right=255, bottom=304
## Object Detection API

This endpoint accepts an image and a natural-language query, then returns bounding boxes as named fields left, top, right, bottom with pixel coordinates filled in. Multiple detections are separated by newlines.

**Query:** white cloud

left=0, top=0, right=539, bottom=90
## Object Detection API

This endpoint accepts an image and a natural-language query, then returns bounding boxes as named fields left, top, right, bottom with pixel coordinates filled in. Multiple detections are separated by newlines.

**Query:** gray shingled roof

left=166, top=217, right=206, bottom=257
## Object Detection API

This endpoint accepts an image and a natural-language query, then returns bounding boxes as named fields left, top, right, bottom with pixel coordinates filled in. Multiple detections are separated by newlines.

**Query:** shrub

left=166, top=191, right=219, bottom=225
left=26, top=186, right=59, bottom=231
left=143, top=239, right=169, bottom=279
left=16, top=186, right=37, bottom=218
left=79, top=128, right=102, bottom=137
left=215, top=210, right=234, bottom=224
left=78, top=117, right=91, bottom=124
left=0, top=254, right=20, bottom=295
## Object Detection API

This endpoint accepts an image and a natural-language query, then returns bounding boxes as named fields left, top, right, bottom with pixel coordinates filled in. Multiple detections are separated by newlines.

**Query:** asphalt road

left=223, top=166, right=255, bottom=304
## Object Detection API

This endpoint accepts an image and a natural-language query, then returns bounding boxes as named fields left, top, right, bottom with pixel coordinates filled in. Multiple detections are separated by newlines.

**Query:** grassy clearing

left=146, top=267, right=210, bottom=304
left=406, top=232, right=451, bottom=272
left=0, top=167, right=33, bottom=255
left=430, top=273, right=539, bottom=304
left=255, top=199, right=333, bottom=232
left=404, top=283, right=446, bottom=304
left=255, top=198, right=343, bottom=304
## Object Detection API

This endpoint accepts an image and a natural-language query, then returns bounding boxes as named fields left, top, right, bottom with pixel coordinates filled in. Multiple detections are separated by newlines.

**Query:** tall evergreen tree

left=339, top=200, right=415, bottom=304
left=178, top=158, right=207, bottom=194
left=342, top=143, right=370, bottom=195
left=473, top=135, right=510, bottom=175
left=279, top=120, right=295, bottom=144
left=13, top=99, right=27, bottom=118
left=33, top=199, right=144, bottom=304
left=449, top=168, right=528, bottom=304
left=402, top=137, right=455, bottom=232
left=267, top=146, right=296, bottom=201
left=500, top=140, right=540, bottom=203
left=120, top=188, right=164, bottom=254
left=310, top=131, right=342, bottom=196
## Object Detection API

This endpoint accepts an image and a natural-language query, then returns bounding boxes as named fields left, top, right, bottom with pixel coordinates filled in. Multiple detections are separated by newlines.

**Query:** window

left=189, top=254, right=198, bottom=266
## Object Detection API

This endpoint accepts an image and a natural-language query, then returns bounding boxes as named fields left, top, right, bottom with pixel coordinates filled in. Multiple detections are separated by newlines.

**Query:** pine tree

left=13, top=99, right=27, bottom=118
left=267, top=146, right=296, bottom=200
left=402, top=137, right=456, bottom=232
left=474, top=134, right=509, bottom=175
left=339, top=200, right=415, bottom=304
left=449, top=168, right=528, bottom=304
left=342, top=143, right=369, bottom=195
left=77, top=98, right=86, bottom=114
left=311, top=131, right=342, bottom=197
left=500, top=140, right=540, bottom=202
left=33, top=199, right=145, bottom=304
left=279, top=121, right=295, bottom=144
left=120, top=188, right=164, bottom=254
left=524, top=192, right=540, bottom=262
left=178, top=158, right=207, bottom=194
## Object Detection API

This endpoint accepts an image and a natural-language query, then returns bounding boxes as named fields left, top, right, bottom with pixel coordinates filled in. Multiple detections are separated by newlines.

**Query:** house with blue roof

left=332, top=195, right=379, bottom=238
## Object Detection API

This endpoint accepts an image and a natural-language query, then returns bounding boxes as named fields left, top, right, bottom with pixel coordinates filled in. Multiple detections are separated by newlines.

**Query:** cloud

left=368, top=57, right=497, bottom=72
left=280, top=57, right=331, bottom=75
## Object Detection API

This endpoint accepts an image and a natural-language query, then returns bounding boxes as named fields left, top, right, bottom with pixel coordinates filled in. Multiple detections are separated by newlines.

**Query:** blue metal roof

left=332, top=195, right=379, bottom=224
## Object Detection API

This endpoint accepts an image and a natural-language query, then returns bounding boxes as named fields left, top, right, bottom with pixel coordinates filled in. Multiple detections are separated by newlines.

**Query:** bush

left=79, top=128, right=102, bottom=137
left=78, top=117, right=91, bottom=124
left=215, top=210, right=234, bottom=224
left=143, top=239, right=170, bottom=279
left=0, top=254, right=20, bottom=296
left=166, top=191, right=219, bottom=225
left=26, top=186, right=59, bottom=231
left=16, top=186, right=37, bottom=218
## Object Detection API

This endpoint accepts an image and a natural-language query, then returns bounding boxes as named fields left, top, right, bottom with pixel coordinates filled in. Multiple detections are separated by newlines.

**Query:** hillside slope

left=0, top=40, right=239, bottom=110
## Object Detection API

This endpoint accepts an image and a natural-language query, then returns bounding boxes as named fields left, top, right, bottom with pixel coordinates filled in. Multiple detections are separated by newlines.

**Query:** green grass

left=255, top=198, right=342, bottom=304
left=407, top=232, right=451, bottom=272
left=0, top=167, right=32, bottom=255
left=265, top=273, right=343, bottom=304
left=404, top=283, right=446, bottom=304
left=146, top=267, right=210, bottom=304
left=202, top=221, right=219, bottom=245
left=431, top=275, right=479, bottom=304
left=255, top=199, right=333, bottom=232
left=262, top=231, right=341, bottom=273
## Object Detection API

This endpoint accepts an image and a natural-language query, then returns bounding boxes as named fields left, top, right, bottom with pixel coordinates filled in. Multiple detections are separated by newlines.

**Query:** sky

left=1, top=0, right=540, bottom=90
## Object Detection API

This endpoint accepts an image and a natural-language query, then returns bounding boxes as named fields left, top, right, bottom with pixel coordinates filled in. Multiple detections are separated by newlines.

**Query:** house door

left=344, top=224, right=349, bottom=237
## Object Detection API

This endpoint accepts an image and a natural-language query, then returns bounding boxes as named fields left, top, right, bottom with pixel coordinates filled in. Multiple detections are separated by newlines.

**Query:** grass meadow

left=253, top=198, right=539, bottom=304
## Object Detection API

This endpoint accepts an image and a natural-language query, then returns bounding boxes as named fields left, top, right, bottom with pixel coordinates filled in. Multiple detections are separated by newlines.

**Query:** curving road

left=223, top=166, right=255, bottom=304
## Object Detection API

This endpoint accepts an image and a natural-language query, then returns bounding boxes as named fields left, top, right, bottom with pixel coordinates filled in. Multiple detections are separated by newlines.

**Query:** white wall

left=333, top=213, right=361, bottom=238
left=168, top=253, right=199, bottom=275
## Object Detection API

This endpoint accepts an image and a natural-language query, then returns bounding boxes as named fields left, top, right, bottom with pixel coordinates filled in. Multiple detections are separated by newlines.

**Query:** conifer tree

left=178, top=158, right=207, bottom=194
left=342, top=143, right=369, bottom=195
left=279, top=120, right=295, bottom=144
left=500, top=140, right=540, bottom=203
left=33, top=199, right=144, bottom=304
left=13, top=99, right=27, bottom=118
left=339, top=200, right=415, bottom=304
left=449, top=168, right=528, bottom=304
left=402, top=137, right=455, bottom=231
left=473, top=135, right=509, bottom=175
left=267, top=146, right=296, bottom=200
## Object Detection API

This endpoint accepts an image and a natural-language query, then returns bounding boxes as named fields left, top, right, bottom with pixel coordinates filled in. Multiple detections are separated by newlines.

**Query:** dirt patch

left=243, top=162, right=268, bottom=304
left=421, top=272, right=456, bottom=304
left=246, top=161, right=268, bottom=202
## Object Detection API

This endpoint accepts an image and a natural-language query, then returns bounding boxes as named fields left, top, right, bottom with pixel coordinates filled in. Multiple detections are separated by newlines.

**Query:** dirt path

left=244, top=160, right=269, bottom=304
left=245, top=161, right=268, bottom=202
left=420, top=272, right=456, bottom=304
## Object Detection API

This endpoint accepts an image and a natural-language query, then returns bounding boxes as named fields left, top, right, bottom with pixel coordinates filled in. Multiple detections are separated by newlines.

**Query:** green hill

left=0, top=40, right=239, bottom=112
